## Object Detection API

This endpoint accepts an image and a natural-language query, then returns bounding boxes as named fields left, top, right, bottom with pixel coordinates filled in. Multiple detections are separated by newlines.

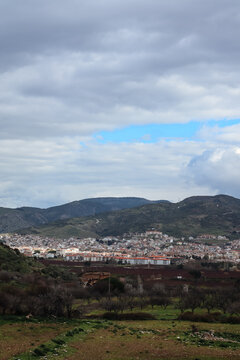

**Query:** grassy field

left=1, top=306, right=240, bottom=360
left=0, top=317, right=73, bottom=360
left=66, top=320, right=240, bottom=360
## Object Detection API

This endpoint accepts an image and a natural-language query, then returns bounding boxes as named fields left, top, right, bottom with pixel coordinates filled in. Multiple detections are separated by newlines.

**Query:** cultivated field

left=1, top=309, right=240, bottom=360
left=1, top=254, right=240, bottom=359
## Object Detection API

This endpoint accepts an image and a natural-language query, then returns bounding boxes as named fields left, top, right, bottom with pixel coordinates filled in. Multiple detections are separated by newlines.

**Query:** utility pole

left=108, top=272, right=111, bottom=297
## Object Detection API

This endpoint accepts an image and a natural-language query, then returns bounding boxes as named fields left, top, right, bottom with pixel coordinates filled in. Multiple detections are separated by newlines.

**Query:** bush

left=178, top=311, right=240, bottom=324
left=102, top=312, right=156, bottom=320
left=92, top=276, right=125, bottom=295
left=52, top=338, right=65, bottom=345
left=226, top=315, right=240, bottom=324
left=33, top=347, right=46, bottom=356
left=178, top=311, right=219, bottom=322
left=66, top=327, right=84, bottom=336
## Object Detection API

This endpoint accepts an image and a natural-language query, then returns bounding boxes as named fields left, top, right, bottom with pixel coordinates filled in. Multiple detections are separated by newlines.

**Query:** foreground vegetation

left=1, top=243, right=240, bottom=359
left=0, top=314, right=240, bottom=359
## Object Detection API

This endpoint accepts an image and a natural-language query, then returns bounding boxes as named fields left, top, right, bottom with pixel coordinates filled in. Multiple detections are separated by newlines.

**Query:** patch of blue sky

left=94, top=119, right=240, bottom=144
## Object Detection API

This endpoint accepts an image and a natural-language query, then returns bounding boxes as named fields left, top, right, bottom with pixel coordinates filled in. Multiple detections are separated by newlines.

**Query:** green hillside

left=0, top=197, right=161, bottom=233
left=18, top=194, right=240, bottom=239
left=0, top=243, right=39, bottom=272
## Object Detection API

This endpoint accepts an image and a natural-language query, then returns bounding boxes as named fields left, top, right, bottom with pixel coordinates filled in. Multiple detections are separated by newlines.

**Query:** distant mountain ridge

left=0, top=197, right=164, bottom=233
left=18, top=194, right=240, bottom=240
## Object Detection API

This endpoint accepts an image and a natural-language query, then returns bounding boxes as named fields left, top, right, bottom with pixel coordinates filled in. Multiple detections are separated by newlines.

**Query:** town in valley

left=2, top=230, right=240, bottom=266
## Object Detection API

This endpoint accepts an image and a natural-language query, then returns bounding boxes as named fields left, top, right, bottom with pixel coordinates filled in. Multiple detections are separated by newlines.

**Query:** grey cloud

left=0, top=1, right=239, bottom=140
left=1, top=0, right=239, bottom=67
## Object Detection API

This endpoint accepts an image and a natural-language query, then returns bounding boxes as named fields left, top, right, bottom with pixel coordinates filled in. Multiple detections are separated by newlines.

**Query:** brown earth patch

left=65, top=327, right=240, bottom=360
left=0, top=322, right=71, bottom=360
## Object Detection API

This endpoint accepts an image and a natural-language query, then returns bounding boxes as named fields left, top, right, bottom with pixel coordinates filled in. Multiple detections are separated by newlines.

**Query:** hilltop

left=18, top=194, right=240, bottom=239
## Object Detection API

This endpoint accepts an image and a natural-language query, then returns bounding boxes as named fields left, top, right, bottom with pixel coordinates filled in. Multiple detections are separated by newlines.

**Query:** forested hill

left=0, top=197, right=163, bottom=233
left=18, top=194, right=240, bottom=239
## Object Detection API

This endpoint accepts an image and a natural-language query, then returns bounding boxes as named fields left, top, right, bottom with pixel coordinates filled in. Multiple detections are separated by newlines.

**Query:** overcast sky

left=1, top=0, right=240, bottom=208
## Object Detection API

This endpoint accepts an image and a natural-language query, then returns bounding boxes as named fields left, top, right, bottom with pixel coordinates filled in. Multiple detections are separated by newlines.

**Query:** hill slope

left=0, top=197, right=161, bottom=233
left=18, top=195, right=240, bottom=239
left=0, top=242, right=40, bottom=272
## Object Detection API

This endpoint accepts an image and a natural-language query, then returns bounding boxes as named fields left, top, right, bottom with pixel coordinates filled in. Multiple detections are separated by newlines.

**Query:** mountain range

left=13, top=194, right=240, bottom=240
left=0, top=197, right=162, bottom=233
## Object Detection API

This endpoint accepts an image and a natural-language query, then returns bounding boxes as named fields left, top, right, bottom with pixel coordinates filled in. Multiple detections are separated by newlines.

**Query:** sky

left=1, top=0, right=240, bottom=208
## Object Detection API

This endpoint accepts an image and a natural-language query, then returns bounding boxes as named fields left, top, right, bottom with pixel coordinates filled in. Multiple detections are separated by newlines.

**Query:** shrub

left=66, top=327, right=84, bottom=337
left=178, top=311, right=219, bottom=322
left=52, top=338, right=65, bottom=345
left=178, top=311, right=240, bottom=324
left=102, top=312, right=156, bottom=320
left=33, top=347, right=46, bottom=356
left=226, top=315, right=240, bottom=324
left=66, top=330, right=74, bottom=337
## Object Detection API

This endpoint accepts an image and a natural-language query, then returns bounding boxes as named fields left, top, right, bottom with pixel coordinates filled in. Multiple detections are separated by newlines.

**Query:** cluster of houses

left=115, top=256, right=170, bottom=265
left=2, top=231, right=240, bottom=266
left=64, top=252, right=171, bottom=265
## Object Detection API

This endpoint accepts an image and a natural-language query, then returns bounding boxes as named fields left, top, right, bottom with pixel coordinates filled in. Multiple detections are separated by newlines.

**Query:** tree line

left=1, top=268, right=240, bottom=319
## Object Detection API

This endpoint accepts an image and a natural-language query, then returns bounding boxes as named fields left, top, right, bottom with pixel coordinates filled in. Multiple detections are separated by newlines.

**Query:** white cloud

left=198, top=123, right=240, bottom=144
left=188, top=145, right=240, bottom=198
left=0, top=136, right=212, bottom=207
left=0, top=124, right=239, bottom=207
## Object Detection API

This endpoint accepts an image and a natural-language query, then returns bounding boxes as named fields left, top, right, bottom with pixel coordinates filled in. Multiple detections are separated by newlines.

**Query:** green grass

left=86, top=302, right=180, bottom=320
left=1, top=308, right=240, bottom=360
left=178, top=329, right=240, bottom=349
left=64, top=319, right=240, bottom=359
left=10, top=320, right=111, bottom=360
